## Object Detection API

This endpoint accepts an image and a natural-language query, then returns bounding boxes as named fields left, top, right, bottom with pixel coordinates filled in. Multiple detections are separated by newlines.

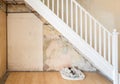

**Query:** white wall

left=7, top=13, right=43, bottom=71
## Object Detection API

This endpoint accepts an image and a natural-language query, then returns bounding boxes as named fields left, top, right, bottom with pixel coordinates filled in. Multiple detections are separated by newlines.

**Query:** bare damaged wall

left=0, top=10, right=6, bottom=78
left=6, top=5, right=96, bottom=71
left=76, top=0, right=120, bottom=71
left=7, top=12, right=96, bottom=72
left=43, top=25, right=96, bottom=71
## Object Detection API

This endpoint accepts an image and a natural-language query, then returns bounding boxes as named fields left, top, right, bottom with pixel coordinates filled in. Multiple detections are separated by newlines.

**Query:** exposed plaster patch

left=43, top=25, right=96, bottom=71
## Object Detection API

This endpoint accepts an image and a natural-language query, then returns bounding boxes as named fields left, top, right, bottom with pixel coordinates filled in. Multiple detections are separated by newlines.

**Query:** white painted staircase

left=24, top=0, right=119, bottom=83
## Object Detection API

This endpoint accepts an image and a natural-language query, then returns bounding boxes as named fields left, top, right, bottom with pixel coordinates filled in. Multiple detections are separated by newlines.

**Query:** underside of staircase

left=24, top=0, right=119, bottom=84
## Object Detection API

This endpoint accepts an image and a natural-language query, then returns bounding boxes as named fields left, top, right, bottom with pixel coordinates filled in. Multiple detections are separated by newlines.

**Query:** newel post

left=112, top=29, right=119, bottom=84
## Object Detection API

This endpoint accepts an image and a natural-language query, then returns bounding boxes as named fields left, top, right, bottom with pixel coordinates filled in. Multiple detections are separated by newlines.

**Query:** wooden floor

left=5, top=72, right=112, bottom=84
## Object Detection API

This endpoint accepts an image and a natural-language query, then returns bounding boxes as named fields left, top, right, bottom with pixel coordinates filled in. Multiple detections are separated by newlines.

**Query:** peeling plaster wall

left=7, top=4, right=96, bottom=72
left=43, top=25, right=96, bottom=71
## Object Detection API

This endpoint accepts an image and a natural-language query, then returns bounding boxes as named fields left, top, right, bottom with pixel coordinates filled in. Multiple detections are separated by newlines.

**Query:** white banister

left=99, top=26, right=102, bottom=55
left=57, top=0, right=59, bottom=16
left=108, top=33, right=111, bottom=64
left=112, top=29, right=119, bottom=84
left=66, top=0, right=68, bottom=25
left=80, top=8, right=83, bottom=38
left=94, top=22, right=97, bottom=50
left=103, top=30, right=106, bottom=59
left=61, top=0, right=64, bottom=20
left=76, top=5, right=78, bottom=33
left=71, top=0, right=73, bottom=30
left=37, top=0, right=119, bottom=82
left=43, top=0, right=45, bottom=4
left=89, top=17, right=92, bottom=46
left=72, top=0, right=112, bottom=35
left=85, top=13, right=88, bottom=42
left=47, top=0, right=49, bottom=8
left=52, top=0, right=54, bottom=12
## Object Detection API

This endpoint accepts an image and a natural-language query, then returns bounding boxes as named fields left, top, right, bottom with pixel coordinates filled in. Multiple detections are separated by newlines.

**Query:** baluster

left=89, top=17, right=92, bottom=46
left=61, top=0, right=64, bottom=20
left=112, top=29, right=119, bottom=84
left=66, top=0, right=68, bottom=25
left=80, top=8, right=83, bottom=38
left=94, top=22, right=97, bottom=50
left=71, top=0, right=73, bottom=29
left=103, top=30, right=106, bottom=59
left=43, top=0, right=45, bottom=3
left=47, top=0, right=49, bottom=8
left=108, top=33, right=111, bottom=63
left=85, top=12, right=87, bottom=42
left=76, top=5, right=78, bottom=33
left=57, top=0, right=59, bottom=16
left=52, top=0, right=54, bottom=12
left=99, top=26, right=102, bottom=55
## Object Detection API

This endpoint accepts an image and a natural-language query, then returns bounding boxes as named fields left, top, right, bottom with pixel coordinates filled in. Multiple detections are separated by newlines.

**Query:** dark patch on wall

left=4, top=0, right=24, bottom=5
left=0, top=0, right=6, bottom=12
left=7, top=4, right=32, bottom=13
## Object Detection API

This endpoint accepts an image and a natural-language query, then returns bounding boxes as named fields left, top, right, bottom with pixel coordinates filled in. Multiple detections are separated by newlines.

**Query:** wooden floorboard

left=5, top=72, right=112, bottom=84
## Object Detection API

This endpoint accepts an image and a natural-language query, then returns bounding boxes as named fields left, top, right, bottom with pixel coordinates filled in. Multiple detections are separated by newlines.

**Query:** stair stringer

left=25, top=0, right=114, bottom=80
